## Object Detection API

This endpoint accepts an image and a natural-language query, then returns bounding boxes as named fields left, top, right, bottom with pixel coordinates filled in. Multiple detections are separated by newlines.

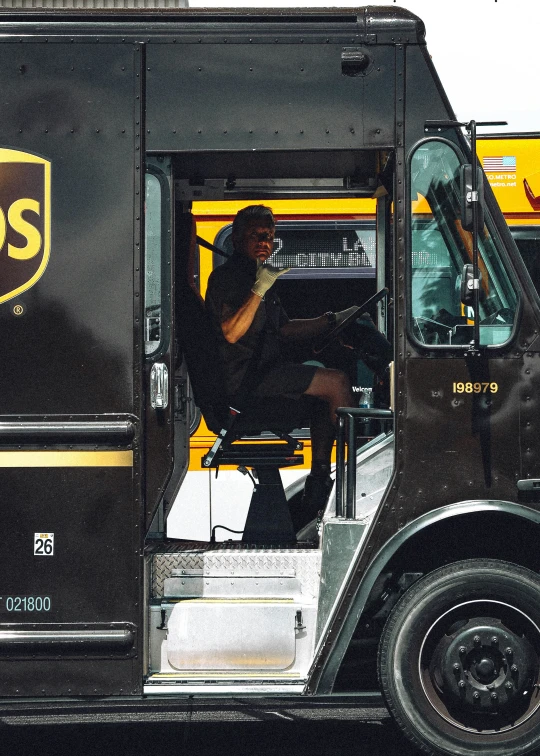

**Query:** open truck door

left=143, top=159, right=190, bottom=536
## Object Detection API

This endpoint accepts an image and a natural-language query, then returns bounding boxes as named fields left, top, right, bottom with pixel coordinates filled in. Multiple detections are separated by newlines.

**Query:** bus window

left=273, top=224, right=375, bottom=278
left=510, top=227, right=540, bottom=294
left=409, top=140, right=518, bottom=347
left=212, top=216, right=379, bottom=388
left=215, top=220, right=376, bottom=280
left=214, top=219, right=377, bottom=318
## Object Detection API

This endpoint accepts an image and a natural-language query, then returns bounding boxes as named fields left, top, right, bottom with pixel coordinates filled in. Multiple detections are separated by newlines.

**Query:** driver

left=205, top=204, right=358, bottom=531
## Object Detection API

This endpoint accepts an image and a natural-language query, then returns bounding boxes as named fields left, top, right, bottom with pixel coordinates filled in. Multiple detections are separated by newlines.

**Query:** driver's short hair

left=232, top=205, right=275, bottom=241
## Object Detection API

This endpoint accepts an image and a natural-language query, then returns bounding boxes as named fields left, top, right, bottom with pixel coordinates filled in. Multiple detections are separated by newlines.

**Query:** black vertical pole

left=468, top=119, right=480, bottom=351
left=336, top=415, right=345, bottom=517
left=346, top=413, right=356, bottom=518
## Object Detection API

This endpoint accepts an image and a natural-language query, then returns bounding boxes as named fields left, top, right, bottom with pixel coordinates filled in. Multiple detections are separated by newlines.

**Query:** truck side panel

left=0, top=42, right=142, bottom=696
left=146, top=42, right=395, bottom=153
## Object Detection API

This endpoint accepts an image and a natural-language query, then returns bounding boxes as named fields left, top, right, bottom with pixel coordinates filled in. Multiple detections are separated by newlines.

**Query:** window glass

left=511, top=227, right=540, bottom=295
left=215, top=221, right=376, bottom=279
left=409, top=141, right=518, bottom=347
left=144, top=173, right=162, bottom=355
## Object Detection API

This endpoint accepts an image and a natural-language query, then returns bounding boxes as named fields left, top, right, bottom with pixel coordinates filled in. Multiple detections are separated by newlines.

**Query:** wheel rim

left=419, top=600, right=540, bottom=733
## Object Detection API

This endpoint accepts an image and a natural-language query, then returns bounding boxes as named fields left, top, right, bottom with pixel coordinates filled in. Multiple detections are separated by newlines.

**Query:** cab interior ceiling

left=169, top=148, right=385, bottom=198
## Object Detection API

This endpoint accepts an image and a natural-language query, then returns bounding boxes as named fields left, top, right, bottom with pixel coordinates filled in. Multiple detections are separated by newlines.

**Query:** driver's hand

left=334, top=306, right=359, bottom=328
left=357, top=311, right=376, bottom=327
left=251, top=264, right=290, bottom=299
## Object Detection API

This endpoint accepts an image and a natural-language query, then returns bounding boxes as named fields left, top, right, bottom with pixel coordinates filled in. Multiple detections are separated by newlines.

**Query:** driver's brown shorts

left=251, top=362, right=319, bottom=400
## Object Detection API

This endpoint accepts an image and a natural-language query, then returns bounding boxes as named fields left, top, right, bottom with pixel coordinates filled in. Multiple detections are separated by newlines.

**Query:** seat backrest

left=174, top=212, right=230, bottom=433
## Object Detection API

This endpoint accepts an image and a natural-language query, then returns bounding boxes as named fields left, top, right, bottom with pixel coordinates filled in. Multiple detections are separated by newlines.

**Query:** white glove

left=251, top=264, right=290, bottom=299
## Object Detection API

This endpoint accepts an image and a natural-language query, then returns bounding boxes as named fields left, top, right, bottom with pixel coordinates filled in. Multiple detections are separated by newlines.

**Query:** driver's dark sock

left=290, top=464, right=334, bottom=533
left=310, top=462, right=331, bottom=480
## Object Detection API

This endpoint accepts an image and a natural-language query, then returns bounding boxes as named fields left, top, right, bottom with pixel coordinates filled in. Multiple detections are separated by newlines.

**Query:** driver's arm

left=279, top=315, right=332, bottom=341
left=221, top=292, right=262, bottom=343
left=280, top=306, right=359, bottom=342
left=214, top=263, right=291, bottom=344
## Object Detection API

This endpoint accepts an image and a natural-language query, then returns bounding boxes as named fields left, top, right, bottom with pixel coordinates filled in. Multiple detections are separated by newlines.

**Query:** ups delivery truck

left=1, top=7, right=540, bottom=756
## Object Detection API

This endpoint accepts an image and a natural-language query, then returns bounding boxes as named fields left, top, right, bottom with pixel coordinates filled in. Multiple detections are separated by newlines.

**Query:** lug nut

left=458, top=680, right=466, bottom=689
left=505, top=647, right=513, bottom=656
left=473, top=691, right=480, bottom=700
left=491, top=692, right=498, bottom=700
left=505, top=682, right=513, bottom=690
left=453, top=663, right=460, bottom=672
left=511, top=664, right=519, bottom=674
left=474, top=635, right=481, bottom=645
left=459, top=646, right=467, bottom=655
left=491, top=636, right=498, bottom=645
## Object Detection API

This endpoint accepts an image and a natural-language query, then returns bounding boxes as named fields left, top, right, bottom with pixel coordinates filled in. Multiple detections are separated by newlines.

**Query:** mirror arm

left=468, top=119, right=481, bottom=353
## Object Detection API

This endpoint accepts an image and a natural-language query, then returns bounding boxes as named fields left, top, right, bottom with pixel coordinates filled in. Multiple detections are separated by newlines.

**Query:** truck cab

left=1, top=7, right=540, bottom=756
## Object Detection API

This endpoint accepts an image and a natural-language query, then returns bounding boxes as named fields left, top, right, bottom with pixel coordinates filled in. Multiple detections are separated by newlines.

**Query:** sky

left=187, top=0, right=539, bottom=134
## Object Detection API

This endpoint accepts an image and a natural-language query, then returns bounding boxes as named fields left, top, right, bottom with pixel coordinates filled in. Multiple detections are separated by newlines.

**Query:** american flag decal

left=482, top=155, right=517, bottom=172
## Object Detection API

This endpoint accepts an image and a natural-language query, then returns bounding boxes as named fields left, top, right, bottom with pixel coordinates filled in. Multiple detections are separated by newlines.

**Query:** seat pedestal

left=242, top=466, right=296, bottom=544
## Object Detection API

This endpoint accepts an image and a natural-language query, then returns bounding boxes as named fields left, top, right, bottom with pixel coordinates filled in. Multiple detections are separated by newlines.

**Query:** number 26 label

left=34, top=533, right=54, bottom=556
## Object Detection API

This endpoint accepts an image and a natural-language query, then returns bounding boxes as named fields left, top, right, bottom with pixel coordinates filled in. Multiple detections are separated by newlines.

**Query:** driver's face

left=236, top=222, right=275, bottom=264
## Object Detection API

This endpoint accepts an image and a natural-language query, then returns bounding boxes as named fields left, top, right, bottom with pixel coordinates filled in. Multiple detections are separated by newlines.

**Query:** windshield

left=409, top=140, right=518, bottom=347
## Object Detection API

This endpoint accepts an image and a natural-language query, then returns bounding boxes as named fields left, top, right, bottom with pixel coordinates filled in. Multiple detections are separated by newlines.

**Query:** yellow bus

left=477, top=133, right=540, bottom=289
left=167, top=135, right=540, bottom=542
left=169, top=197, right=380, bottom=540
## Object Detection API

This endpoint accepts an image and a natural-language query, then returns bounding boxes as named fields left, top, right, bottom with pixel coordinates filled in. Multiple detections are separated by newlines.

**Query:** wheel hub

left=475, top=656, right=496, bottom=682
left=433, top=618, right=537, bottom=714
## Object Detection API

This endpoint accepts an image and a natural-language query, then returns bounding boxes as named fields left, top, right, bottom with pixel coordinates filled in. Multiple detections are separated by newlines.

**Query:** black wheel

left=378, top=559, right=540, bottom=756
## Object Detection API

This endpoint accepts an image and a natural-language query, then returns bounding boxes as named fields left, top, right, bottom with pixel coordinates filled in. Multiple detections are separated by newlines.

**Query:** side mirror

left=460, top=164, right=484, bottom=233
left=460, top=263, right=485, bottom=307
left=460, top=264, right=475, bottom=307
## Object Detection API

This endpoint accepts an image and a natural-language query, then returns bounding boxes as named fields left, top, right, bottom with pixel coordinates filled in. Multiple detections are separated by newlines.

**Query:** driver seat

left=175, top=210, right=312, bottom=544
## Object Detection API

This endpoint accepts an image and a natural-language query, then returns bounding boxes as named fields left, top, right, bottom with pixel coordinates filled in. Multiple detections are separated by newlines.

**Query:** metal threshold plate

left=147, top=672, right=302, bottom=679
left=144, top=675, right=306, bottom=696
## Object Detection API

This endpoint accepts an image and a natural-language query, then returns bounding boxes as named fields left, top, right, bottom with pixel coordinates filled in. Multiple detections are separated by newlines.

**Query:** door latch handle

left=150, top=363, right=169, bottom=409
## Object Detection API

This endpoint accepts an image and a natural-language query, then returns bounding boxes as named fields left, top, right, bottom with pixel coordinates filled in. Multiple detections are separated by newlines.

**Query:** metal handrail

left=335, top=407, right=393, bottom=518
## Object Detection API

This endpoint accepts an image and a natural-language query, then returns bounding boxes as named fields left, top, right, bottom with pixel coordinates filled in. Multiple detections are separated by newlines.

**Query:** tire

left=378, top=559, right=540, bottom=756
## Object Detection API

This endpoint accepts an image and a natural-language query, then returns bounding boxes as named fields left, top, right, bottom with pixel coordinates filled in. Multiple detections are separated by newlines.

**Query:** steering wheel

left=480, top=307, right=514, bottom=326
left=313, top=287, right=389, bottom=355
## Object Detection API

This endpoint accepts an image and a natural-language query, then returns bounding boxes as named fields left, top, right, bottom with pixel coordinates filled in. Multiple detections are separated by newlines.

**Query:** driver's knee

left=305, top=367, right=351, bottom=403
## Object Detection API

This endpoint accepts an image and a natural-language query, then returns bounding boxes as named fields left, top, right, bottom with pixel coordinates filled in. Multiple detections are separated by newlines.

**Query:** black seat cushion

left=223, top=395, right=313, bottom=438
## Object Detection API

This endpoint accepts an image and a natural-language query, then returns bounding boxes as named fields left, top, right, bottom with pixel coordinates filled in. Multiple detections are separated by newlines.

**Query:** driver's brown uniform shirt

left=205, top=252, right=317, bottom=400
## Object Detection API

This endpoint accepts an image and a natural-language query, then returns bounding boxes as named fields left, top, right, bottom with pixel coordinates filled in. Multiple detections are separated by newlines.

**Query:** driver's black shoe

left=341, top=319, right=392, bottom=375
left=290, top=474, right=334, bottom=533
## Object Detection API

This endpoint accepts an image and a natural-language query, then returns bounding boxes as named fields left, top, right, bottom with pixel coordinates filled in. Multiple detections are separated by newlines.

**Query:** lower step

left=144, top=674, right=306, bottom=696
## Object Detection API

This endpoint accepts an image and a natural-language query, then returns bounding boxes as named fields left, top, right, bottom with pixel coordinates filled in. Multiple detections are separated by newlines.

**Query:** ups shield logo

left=0, top=148, right=51, bottom=304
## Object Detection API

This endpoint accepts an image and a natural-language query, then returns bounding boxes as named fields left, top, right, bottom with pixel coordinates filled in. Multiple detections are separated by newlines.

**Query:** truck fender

left=313, top=499, right=540, bottom=695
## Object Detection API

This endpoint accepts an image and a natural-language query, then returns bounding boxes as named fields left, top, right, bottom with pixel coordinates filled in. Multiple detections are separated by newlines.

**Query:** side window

left=144, top=166, right=170, bottom=356
left=409, top=140, right=518, bottom=347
